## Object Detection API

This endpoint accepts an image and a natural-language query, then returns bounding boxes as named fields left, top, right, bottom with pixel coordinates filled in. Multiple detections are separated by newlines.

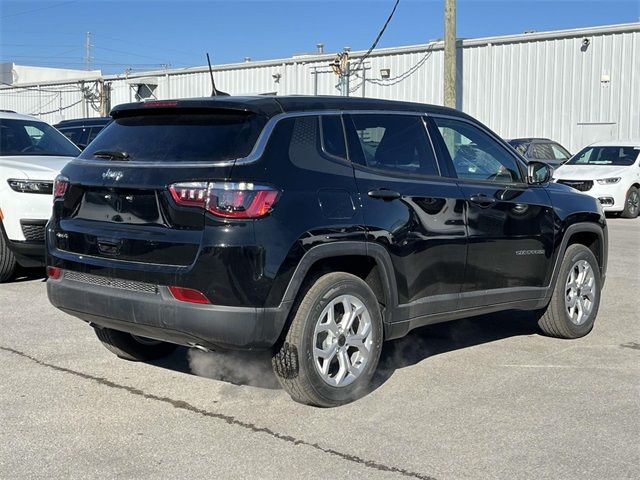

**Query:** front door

left=429, top=115, right=555, bottom=308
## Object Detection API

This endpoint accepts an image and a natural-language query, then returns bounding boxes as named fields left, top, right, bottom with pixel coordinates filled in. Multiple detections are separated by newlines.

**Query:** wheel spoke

left=334, top=349, right=350, bottom=385
left=314, top=343, right=337, bottom=360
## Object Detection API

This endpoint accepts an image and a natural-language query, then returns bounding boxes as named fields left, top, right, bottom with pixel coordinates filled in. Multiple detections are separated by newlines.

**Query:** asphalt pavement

left=1, top=218, right=638, bottom=480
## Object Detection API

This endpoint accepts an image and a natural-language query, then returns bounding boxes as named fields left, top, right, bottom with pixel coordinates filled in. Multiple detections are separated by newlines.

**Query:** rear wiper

left=92, top=150, right=130, bottom=161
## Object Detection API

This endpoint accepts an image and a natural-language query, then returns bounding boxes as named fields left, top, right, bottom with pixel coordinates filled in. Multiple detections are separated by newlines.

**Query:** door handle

left=368, top=189, right=401, bottom=201
left=469, top=193, right=497, bottom=206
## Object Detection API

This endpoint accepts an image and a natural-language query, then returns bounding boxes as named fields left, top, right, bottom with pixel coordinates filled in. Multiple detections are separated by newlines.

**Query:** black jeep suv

left=47, top=96, right=607, bottom=406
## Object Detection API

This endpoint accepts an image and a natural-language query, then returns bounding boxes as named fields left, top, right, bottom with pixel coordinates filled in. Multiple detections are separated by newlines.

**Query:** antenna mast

left=206, top=53, right=218, bottom=96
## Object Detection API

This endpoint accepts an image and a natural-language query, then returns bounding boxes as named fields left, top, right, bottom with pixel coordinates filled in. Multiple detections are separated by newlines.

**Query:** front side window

left=0, top=119, right=80, bottom=157
left=346, top=114, right=439, bottom=176
left=550, top=143, right=570, bottom=160
left=433, top=117, right=522, bottom=183
left=566, top=146, right=638, bottom=166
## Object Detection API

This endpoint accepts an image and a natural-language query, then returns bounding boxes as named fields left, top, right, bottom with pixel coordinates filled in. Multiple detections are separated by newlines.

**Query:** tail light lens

left=53, top=175, right=69, bottom=198
left=168, top=286, right=211, bottom=304
left=169, top=182, right=279, bottom=219
left=46, top=266, right=63, bottom=279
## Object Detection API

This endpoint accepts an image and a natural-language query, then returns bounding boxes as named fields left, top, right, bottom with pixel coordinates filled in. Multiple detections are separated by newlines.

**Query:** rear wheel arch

left=280, top=242, right=398, bottom=323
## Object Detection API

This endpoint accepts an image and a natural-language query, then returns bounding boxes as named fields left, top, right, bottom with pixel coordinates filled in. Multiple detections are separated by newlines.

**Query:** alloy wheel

left=564, top=260, right=596, bottom=325
left=312, top=294, right=373, bottom=387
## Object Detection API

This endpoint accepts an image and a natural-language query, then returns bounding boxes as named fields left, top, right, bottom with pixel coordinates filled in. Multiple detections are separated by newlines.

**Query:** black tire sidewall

left=553, top=245, right=601, bottom=337
left=622, top=187, right=639, bottom=218
left=298, top=276, right=383, bottom=406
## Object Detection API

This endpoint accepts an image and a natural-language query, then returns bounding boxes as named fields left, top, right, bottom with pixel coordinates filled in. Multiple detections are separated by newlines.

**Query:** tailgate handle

left=97, top=238, right=122, bottom=255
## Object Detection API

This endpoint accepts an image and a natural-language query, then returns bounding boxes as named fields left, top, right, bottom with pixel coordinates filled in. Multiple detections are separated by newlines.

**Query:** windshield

left=80, top=112, right=267, bottom=162
left=567, top=146, right=639, bottom=166
left=0, top=118, right=81, bottom=157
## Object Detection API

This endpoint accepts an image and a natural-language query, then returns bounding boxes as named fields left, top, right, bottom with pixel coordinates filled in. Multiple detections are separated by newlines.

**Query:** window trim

left=318, top=114, right=349, bottom=163
left=427, top=113, right=528, bottom=186
left=343, top=112, right=443, bottom=180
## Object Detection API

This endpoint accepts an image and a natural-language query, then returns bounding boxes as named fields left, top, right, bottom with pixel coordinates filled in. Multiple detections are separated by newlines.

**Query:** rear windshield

left=0, top=118, right=81, bottom=157
left=80, top=112, right=267, bottom=162
left=566, top=146, right=639, bottom=166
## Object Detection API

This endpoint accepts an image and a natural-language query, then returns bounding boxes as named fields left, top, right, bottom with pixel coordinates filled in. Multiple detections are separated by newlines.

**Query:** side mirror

left=527, top=161, right=552, bottom=185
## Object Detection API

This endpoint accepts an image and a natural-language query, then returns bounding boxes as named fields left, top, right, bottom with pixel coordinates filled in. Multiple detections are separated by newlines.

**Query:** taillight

left=168, top=286, right=211, bottom=304
left=47, top=266, right=63, bottom=279
left=169, top=182, right=279, bottom=219
left=53, top=175, right=69, bottom=198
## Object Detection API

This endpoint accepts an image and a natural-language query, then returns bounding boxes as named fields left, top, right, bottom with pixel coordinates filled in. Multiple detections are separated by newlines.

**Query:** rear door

left=344, top=113, right=467, bottom=319
left=429, top=115, right=555, bottom=308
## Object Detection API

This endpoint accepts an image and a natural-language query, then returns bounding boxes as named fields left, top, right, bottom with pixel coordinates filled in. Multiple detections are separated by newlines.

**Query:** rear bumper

left=47, top=274, right=291, bottom=350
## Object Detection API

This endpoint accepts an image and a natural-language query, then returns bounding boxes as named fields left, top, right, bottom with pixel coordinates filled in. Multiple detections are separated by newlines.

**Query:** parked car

left=553, top=140, right=640, bottom=218
left=54, top=117, right=111, bottom=150
left=508, top=138, right=571, bottom=166
left=46, top=96, right=607, bottom=406
left=0, top=110, right=81, bottom=281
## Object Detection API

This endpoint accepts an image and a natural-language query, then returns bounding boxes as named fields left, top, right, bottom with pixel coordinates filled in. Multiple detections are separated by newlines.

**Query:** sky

left=0, top=0, right=638, bottom=74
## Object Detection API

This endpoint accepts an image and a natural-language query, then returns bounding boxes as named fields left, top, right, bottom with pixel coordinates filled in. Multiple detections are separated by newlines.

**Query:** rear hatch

left=52, top=101, right=270, bottom=266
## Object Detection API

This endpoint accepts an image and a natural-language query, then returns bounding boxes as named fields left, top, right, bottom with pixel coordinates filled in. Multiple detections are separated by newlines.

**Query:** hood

left=553, top=164, right=629, bottom=180
left=0, top=155, right=75, bottom=180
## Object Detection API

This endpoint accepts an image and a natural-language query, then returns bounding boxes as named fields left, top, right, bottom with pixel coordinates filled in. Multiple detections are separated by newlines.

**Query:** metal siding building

left=1, top=23, right=638, bottom=151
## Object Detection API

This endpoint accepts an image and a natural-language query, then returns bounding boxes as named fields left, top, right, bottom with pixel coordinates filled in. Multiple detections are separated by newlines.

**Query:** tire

left=272, top=272, right=384, bottom=407
left=93, top=327, right=178, bottom=361
left=621, top=186, right=639, bottom=219
left=0, top=233, right=17, bottom=283
left=537, top=244, right=601, bottom=339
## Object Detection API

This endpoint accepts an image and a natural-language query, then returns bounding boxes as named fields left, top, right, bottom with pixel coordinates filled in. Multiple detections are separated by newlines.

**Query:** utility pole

left=84, top=32, right=93, bottom=71
left=444, top=0, right=457, bottom=108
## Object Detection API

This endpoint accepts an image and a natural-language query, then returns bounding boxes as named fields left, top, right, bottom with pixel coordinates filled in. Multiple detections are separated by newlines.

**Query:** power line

left=349, top=0, right=401, bottom=78
left=0, top=0, right=79, bottom=19
left=30, top=98, right=83, bottom=116
left=93, top=46, right=179, bottom=64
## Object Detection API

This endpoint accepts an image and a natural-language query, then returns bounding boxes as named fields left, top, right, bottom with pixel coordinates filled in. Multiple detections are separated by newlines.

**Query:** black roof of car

left=109, top=95, right=472, bottom=120
left=54, top=117, right=111, bottom=128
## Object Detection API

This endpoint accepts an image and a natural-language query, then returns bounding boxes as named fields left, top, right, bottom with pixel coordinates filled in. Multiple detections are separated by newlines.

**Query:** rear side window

left=433, top=117, right=522, bottom=183
left=320, top=116, right=346, bottom=160
left=529, top=143, right=554, bottom=160
left=59, top=127, right=88, bottom=147
left=80, top=113, right=267, bottom=162
left=346, top=114, right=439, bottom=176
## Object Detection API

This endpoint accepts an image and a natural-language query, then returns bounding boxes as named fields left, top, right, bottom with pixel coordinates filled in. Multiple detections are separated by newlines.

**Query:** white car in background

left=0, top=110, right=80, bottom=281
left=553, top=140, right=640, bottom=218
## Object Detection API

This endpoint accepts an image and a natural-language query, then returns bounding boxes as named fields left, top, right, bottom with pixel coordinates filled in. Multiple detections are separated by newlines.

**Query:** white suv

left=553, top=140, right=640, bottom=218
left=0, top=110, right=80, bottom=281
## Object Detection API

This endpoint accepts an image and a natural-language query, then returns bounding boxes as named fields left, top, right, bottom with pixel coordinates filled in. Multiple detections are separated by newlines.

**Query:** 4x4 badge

left=102, top=169, right=123, bottom=181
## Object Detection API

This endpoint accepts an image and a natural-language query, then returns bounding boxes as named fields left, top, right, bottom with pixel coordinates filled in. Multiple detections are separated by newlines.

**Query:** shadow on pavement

left=11, top=266, right=46, bottom=283
left=372, top=309, right=539, bottom=389
left=149, top=309, right=539, bottom=393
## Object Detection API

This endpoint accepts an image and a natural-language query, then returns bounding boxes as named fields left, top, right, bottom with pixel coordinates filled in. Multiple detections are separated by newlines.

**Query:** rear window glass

left=0, top=119, right=80, bottom=157
left=80, top=113, right=267, bottom=162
